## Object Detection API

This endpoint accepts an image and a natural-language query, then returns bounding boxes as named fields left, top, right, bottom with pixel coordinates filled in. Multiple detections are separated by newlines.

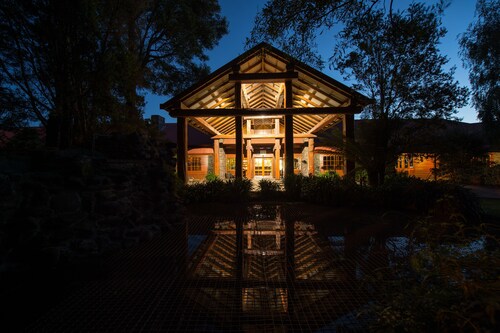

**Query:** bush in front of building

left=482, top=164, right=500, bottom=186
left=258, top=179, right=281, bottom=200
left=182, top=178, right=252, bottom=203
left=377, top=174, right=482, bottom=223
left=284, top=172, right=482, bottom=222
left=377, top=173, right=439, bottom=211
left=205, top=172, right=219, bottom=182
left=224, top=178, right=252, bottom=202
left=300, top=172, right=367, bottom=207
left=284, top=174, right=306, bottom=200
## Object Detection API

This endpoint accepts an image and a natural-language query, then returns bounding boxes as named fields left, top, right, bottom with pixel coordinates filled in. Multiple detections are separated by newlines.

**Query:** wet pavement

left=25, top=204, right=407, bottom=332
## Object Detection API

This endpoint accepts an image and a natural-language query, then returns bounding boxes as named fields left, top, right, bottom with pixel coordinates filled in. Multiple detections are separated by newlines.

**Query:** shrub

left=222, top=178, right=252, bottom=202
left=182, top=178, right=251, bottom=203
left=377, top=173, right=435, bottom=210
left=182, top=177, right=224, bottom=203
left=364, top=200, right=498, bottom=332
left=258, top=178, right=281, bottom=200
left=205, top=173, right=219, bottom=182
left=483, top=164, right=500, bottom=186
left=284, top=174, right=305, bottom=200
left=377, top=174, right=483, bottom=222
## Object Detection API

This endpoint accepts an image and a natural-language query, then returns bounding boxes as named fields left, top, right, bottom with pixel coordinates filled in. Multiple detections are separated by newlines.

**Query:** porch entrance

left=254, top=157, right=273, bottom=177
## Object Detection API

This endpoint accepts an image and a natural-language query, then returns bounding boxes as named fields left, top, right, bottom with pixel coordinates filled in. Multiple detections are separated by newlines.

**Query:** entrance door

left=254, top=158, right=272, bottom=177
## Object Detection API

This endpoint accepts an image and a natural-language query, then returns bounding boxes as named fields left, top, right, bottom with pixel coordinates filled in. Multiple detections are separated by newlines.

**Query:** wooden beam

left=212, top=229, right=316, bottom=236
left=241, top=84, right=251, bottom=108
left=212, top=133, right=316, bottom=139
left=235, top=72, right=243, bottom=179
left=308, top=114, right=340, bottom=134
left=243, top=115, right=283, bottom=120
left=274, top=138, right=281, bottom=179
left=168, top=106, right=360, bottom=117
left=246, top=139, right=253, bottom=179
left=308, top=138, right=314, bottom=176
left=229, top=71, right=298, bottom=82
left=285, top=205, right=296, bottom=316
left=284, top=69, right=294, bottom=178
left=190, top=117, right=221, bottom=136
left=176, top=117, right=187, bottom=183
left=275, top=83, right=285, bottom=108
left=209, top=96, right=232, bottom=109
left=186, top=80, right=233, bottom=109
left=214, top=139, right=220, bottom=177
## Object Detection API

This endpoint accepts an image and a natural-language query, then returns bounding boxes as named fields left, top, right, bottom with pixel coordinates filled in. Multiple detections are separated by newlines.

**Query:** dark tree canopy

left=249, top=0, right=469, bottom=186
left=460, top=0, right=500, bottom=125
left=332, top=2, right=468, bottom=122
left=248, top=0, right=372, bottom=68
left=0, top=0, right=227, bottom=147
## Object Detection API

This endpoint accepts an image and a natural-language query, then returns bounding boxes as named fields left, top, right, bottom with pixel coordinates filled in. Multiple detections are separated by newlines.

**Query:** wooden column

left=308, top=138, right=315, bottom=176
left=234, top=69, right=243, bottom=180
left=177, top=117, right=188, bottom=183
left=214, top=139, right=220, bottom=177
left=284, top=205, right=295, bottom=315
left=285, top=76, right=294, bottom=178
left=343, top=113, right=355, bottom=176
left=246, top=139, right=253, bottom=178
left=274, top=138, right=281, bottom=179
left=235, top=213, right=244, bottom=315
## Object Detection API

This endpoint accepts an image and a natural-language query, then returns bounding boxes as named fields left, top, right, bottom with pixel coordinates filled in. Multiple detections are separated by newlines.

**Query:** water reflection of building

left=184, top=205, right=369, bottom=331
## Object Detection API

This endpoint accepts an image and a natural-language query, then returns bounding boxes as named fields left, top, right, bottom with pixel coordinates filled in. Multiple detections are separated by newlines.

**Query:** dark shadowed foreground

left=22, top=203, right=408, bottom=332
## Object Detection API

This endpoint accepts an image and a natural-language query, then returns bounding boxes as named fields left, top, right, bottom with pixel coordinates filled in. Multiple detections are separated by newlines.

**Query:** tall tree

left=332, top=2, right=468, bottom=185
left=0, top=0, right=227, bottom=147
left=248, top=0, right=372, bottom=68
left=460, top=0, right=500, bottom=129
left=250, top=1, right=468, bottom=186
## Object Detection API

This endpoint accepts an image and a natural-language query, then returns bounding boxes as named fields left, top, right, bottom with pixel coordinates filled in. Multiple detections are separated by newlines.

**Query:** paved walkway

left=465, top=185, right=500, bottom=199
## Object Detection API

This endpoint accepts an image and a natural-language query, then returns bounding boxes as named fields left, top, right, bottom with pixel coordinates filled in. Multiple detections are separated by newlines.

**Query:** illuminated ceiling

left=162, top=43, right=370, bottom=137
left=186, top=217, right=347, bottom=316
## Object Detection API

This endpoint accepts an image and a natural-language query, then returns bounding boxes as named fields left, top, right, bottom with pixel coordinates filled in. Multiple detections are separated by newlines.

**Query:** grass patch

left=480, top=198, right=500, bottom=217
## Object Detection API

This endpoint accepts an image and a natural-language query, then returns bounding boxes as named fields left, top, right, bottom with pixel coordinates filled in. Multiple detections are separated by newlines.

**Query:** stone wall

left=219, top=146, right=226, bottom=178
left=301, top=145, right=309, bottom=176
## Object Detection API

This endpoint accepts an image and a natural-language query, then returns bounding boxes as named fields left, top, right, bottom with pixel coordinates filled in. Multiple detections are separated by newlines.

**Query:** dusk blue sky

left=145, top=0, right=479, bottom=123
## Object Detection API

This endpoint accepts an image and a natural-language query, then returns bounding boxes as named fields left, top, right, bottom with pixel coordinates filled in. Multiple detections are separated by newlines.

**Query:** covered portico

left=161, top=43, right=370, bottom=183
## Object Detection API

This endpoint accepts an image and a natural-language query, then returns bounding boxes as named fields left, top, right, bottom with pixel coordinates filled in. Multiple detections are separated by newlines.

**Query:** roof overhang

left=161, top=42, right=372, bottom=137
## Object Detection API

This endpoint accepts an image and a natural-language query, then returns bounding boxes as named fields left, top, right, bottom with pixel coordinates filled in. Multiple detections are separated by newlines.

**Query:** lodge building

left=160, top=43, right=371, bottom=182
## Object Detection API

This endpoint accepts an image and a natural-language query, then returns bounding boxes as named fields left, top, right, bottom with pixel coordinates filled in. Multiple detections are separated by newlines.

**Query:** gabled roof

left=161, top=43, right=371, bottom=137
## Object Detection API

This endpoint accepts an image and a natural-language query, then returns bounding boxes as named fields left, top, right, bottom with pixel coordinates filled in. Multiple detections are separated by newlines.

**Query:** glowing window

left=323, top=155, right=344, bottom=171
left=187, top=156, right=201, bottom=171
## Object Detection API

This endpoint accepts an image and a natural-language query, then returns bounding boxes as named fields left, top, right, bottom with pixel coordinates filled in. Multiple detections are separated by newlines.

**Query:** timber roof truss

left=162, top=43, right=371, bottom=137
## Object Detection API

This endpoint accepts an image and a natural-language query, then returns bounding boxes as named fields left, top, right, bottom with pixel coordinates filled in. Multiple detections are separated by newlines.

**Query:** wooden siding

left=396, top=154, right=436, bottom=180
left=187, top=154, right=210, bottom=181
left=316, top=153, right=345, bottom=177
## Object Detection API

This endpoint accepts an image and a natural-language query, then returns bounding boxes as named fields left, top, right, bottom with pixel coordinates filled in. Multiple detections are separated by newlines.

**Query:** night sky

left=145, top=0, right=478, bottom=123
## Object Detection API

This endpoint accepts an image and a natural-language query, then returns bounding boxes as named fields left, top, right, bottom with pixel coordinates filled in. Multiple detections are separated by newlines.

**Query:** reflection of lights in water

left=386, top=237, right=410, bottom=257
left=187, top=209, right=351, bottom=318
left=188, top=235, right=207, bottom=256
left=328, top=236, right=344, bottom=253
left=385, top=236, right=486, bottom=258
left=184, top=205, right=489, bottom=331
